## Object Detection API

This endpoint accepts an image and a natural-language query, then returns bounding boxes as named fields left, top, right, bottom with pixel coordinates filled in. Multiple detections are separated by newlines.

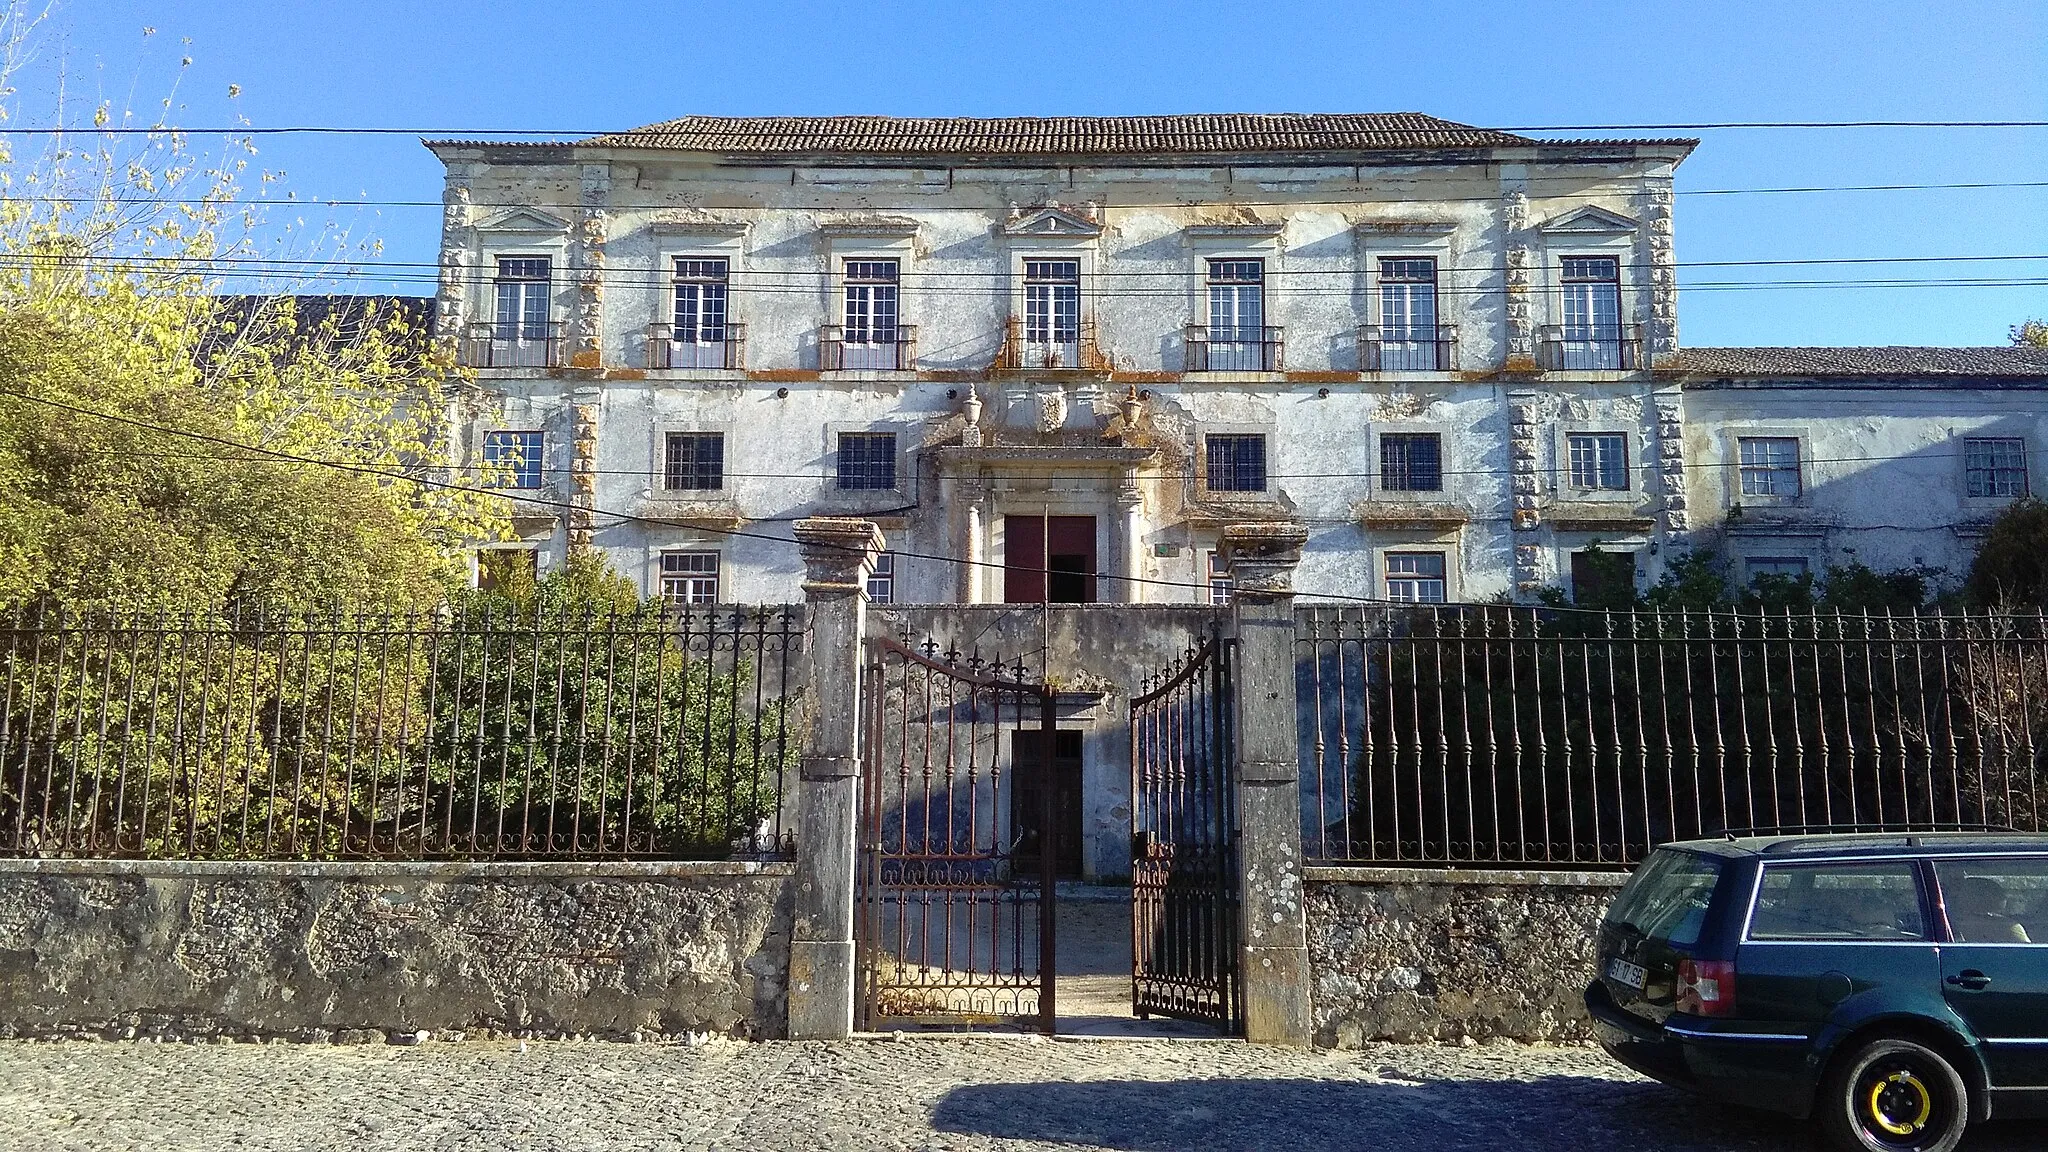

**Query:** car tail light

left=1676, top=958, right=1737, bottom=1017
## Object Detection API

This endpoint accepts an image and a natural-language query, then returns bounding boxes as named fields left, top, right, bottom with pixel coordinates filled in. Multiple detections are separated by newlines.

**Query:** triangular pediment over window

left=1537, top=205, right=1639, bottom=235
left=1002, top=205, right=1103, bottom=238
left=474, top=208, right=572, bottom=234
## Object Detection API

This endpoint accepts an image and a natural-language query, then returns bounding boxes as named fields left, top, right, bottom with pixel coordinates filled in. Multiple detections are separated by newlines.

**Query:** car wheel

left=1818, top=1038, right=1969, bottom=1152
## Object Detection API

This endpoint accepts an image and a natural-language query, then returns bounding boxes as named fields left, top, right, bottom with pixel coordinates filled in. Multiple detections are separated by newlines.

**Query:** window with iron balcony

left=648, top=257, right=744, bottom=369
left=1362, top=258, right=1453, bottom=371
left=1539, top=256, right=1638, bottom=371
left=1187, top=259, right=1281, bottom=372
left=823, top=259, right=915, bottom=371
left=465, top=257, right=561, bottom=368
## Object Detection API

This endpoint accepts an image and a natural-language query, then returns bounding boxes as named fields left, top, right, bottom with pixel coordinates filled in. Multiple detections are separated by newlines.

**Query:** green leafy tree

left=0, top=30, right=503, bottom=616
left=1968, top=498, right=2048, bottom=610
left=425, top=554, right=799, bottom=857
left=2013, top=319, right=2048, bottom=349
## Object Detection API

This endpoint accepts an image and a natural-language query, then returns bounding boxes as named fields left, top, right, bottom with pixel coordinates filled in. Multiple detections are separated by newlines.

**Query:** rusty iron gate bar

left=1298, top=605, right=2048, bottom=867
left=1130, top=627, right=1241, bottom=1033
left=857, top=637, right=1057, bottom=1032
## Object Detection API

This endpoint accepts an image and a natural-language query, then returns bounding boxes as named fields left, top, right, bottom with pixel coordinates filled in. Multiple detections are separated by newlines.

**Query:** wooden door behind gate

left=1129, top=630, right=1242, bottom=1032
left=858, top=637, right=1058, bottom=1032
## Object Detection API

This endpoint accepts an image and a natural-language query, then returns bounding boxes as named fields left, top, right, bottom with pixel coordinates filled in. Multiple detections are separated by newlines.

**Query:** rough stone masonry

left=0, top=860, right=793, bottom=1043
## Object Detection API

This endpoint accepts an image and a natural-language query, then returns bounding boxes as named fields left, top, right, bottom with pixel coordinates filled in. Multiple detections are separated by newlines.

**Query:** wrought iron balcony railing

left=646, top=322, right=746, bottom=370
left=461, top=322, right=565, bottom=369
left=1360, top=324, right=1458, bottom=372
left=1538, top=323, right=1643, bottom=371
left=1184, top=324, right=1283, bottom=373
left=820, top=324, right=917, bottom=371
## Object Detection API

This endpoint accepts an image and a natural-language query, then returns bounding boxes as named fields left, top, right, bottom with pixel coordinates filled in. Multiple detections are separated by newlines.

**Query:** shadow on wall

left=929, top=1075, right=1814, bottom=1152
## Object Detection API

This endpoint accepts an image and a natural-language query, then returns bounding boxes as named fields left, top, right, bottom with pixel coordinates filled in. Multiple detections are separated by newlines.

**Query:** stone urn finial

left=1119, top=385, right=1143, bottom=430
left=961, top=389, right=984, bottom=447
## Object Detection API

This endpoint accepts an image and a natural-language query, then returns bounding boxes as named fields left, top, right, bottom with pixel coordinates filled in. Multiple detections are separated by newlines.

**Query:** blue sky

left=21, top=0, right=2048, bottom=346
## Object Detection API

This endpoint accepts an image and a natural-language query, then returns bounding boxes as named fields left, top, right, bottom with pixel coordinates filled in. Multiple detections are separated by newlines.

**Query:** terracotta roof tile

left=1673, top=346, right=2048, bottom=378
left=576, top=113, right=1546, bottom=155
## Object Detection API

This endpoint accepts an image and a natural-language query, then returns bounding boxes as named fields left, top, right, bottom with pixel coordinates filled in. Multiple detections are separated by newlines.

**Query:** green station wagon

left=1587, top=832, right=2048, bottom=1152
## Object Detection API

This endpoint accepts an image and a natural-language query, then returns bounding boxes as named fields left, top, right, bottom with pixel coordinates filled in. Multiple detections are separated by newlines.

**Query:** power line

left=8, top=119, right=2048, bottom=137
left=5, top=249, right=2044, bottom=276
left=5, top=255, right=2042, bottom=296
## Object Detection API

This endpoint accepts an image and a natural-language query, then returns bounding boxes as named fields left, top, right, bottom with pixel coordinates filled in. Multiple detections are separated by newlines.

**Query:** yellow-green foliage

left=0, top=95, right=505, bottom=614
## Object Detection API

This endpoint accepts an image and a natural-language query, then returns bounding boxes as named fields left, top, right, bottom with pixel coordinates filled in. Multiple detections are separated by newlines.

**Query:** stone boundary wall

left=0, top=859, right=793, bottom=1043
left=1305, top=866, right=1627, bottom=1047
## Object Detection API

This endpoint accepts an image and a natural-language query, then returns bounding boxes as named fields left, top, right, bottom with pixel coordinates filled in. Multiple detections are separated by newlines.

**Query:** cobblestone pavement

left=0, top=1036, right=2037, bottom=1151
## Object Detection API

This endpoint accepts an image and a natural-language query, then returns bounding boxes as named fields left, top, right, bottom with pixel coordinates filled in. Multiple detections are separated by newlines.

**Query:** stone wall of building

left=0, top=860, right=793, bottom=1042
left=1304, top=866, right=1625, bottom=1046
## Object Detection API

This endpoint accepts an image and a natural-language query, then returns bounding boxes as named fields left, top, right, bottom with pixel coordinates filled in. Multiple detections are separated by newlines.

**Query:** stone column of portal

left=787, top=517, right=885, bottom=1040
left=962, top=490, right=986, bottom=604
left=1221, top=521, right=1313, bottom=1046
left=1120, top=469, right=1145, bottom=605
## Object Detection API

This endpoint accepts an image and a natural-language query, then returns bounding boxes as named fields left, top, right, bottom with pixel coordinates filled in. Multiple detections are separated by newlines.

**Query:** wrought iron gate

left=857, top=637, right=1057, bottom=1031
left=1129, top=628, right=1242, bottom=1032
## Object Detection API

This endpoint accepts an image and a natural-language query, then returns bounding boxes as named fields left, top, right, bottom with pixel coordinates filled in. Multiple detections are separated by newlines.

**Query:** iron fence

left=0, top=604, right=806, bottom=861
left=1299, top=605, right=2048, bottom=867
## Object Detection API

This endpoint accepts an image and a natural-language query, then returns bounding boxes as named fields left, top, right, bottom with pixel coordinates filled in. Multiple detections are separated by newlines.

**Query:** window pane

left=483, top=430, right=544, bottom=489
left=865, top=552, right=895, bottom=603
left=1204, top=434, right=1267, bottom=492
left=1745, top=556, right=1811, bottom=582
left=664, top=432, right=724, bottom=491
left=837, top=432, right=897, bottom=491
left=1567, top=433, right=1629, bottom=490
left=1384, top=551, right=1447, bottom=603
left=659, top=551, right=720, bottom=605
left=1380, top=433, right=1443, bottom=492
left=1738, top=437, right=1802, bottom=498
left=1965, top=437, right=2028, bottom=498
left=1748, top=863, right=1926, bottom=941
left=1934, top=859, right=2048, bottom=944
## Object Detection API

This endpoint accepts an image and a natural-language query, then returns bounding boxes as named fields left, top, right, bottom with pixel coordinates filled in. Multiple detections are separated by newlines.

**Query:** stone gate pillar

left=1222, top=521, right=1313, bottom=1046
left=787, top=517, right=885, bottom=1040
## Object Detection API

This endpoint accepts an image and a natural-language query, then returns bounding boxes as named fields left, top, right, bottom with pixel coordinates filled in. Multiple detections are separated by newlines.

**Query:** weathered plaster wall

left=440, top=146, right=1692, bottom=607
left=1682, top=385, right=2048, bottom=582
left=0, top=860, right=793, bottom=1042
left=1305, top=866, right=1625, bottom=1045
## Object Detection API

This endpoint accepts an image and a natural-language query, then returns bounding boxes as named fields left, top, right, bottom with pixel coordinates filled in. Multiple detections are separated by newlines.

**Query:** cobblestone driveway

left=0, top=1036, right=2036, bottom=1151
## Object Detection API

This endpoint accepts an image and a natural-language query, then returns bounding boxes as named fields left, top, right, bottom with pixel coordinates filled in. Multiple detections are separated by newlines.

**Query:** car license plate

left=1607, top=958, right=1647, bottom=991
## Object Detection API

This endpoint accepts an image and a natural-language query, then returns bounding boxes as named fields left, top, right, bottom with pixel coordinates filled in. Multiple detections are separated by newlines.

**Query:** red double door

left=1003, top=515, right=1097, bottom=604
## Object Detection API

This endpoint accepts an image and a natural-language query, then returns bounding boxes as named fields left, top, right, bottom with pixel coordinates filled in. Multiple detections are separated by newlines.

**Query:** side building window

left=1204, top=433, right=1268, bottom=493
left=659, top=551, right=720, bottom=605
left=837, top=432, right=898, bottom=491
left=1207, top=550, right=1233, bottom=605
left=1567, top=432, right=1629, bottom=491
left=865, top=553, right=895, bottom=604
left=483, top=430, right=545, bottom=489
left=1380, top=432, right=1443, bottom=492
left=1965, top=437, right=2029, bottom=498
left=664, top=432, right=725, bottom=492
left=1738, top=437, right=1802, bottom=498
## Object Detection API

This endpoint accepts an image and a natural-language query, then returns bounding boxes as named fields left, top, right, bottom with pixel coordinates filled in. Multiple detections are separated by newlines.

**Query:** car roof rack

left=1711, top=823, right=2028, bottom=854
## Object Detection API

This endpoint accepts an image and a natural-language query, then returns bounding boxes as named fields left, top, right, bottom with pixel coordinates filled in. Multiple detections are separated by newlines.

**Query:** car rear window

left=1606, top=849, right=1722, bottom=947
left=1748, top=862, right=1926, bottom=941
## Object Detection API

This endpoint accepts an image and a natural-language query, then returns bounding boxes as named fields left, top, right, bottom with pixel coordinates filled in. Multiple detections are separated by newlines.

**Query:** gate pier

left=788, top=518, right=886, bottom=1041
left=1222, top=522, right=1315, bottom=1046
